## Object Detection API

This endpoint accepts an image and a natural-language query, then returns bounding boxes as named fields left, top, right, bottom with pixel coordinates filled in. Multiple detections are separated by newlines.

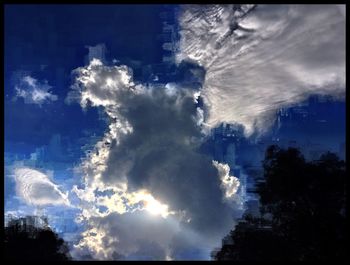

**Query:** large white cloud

left=14, top=75, right=58, bottom=105
left=67, top=59, right=244, bottom=260
left=177, top=4, right=345, bottom=135
left=13, top=167, right=70, bottom=207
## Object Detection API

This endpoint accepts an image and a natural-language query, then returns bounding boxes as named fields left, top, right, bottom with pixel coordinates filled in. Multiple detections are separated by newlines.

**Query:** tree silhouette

left=4, top=220, right=71, bottom=261
left=214, top=145, right=346, bottom=261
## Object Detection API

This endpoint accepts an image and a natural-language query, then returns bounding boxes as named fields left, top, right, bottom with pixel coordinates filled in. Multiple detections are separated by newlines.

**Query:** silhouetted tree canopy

left=4, top=222, right=71, bottom=261
left=214, top=146, right=346, bottom=261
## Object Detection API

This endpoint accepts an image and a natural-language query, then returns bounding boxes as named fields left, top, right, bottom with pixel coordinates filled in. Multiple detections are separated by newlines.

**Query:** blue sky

left=4, top=4, right=345, bottom=260
left=5, top=5, right=167, bottom=151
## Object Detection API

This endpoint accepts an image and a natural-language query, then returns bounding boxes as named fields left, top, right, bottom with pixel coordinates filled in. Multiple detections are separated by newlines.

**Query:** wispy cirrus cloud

left=177, top=4, right=345, bottom=135
left=13, top=167, right=70, bottom=207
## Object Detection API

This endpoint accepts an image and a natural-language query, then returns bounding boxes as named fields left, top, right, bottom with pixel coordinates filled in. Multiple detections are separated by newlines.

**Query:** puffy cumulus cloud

left=14, top=75, right=58, bottom=105
left=212, top=161, right=240, bottom=200
left=68, top=59, right=244, bottom=260
left=177, top=4, right=345, bottom=135
left=13, top=167, right=70, bottom=207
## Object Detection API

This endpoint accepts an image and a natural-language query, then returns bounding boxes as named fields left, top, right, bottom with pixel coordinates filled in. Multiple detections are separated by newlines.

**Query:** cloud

left=68, top=59, right=244, bottom=260
left=73, top=212, right=178, bottom=260
left=67, top=5, right=346, bottom=257
left=14, top=75, right=58, bottom=105
left=213, top=161, right=240, bottom=199
left=176, top=4, right=345, bottom=135
left=13, top=167, right=70, bottom=207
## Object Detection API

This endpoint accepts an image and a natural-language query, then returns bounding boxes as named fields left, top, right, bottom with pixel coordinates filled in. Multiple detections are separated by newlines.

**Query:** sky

left=4, top=4, right=346, bottom=260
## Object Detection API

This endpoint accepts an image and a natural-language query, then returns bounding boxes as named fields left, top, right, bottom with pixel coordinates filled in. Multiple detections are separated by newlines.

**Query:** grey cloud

left=102, top=86, right=239, bottom=236
left=72, top=211, right=179, bottom=260
left=95, top=212, right=176, bottom=259
left=69, top=59, right=243, bottom=259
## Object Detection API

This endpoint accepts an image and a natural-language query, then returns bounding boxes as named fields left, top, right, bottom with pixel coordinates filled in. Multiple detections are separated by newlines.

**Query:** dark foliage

left=4, top=222, right=71, bottom=261
left=214, top=145, right=346, bottom=261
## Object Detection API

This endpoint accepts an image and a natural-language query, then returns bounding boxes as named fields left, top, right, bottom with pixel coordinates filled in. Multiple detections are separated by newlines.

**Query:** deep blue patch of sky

left=4, top=4, right=171, bottom=158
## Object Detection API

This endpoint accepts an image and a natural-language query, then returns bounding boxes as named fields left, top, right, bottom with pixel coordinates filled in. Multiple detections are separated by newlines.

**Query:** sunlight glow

left=144, top=196, right=170, bottom=218
left=129, top=190, right=172, bottom=218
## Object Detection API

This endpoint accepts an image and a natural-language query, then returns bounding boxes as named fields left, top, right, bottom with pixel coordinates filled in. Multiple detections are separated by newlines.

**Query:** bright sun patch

left=129, top=190, right=173, bottom=218
left=144, top=196, right=170, bottom=218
